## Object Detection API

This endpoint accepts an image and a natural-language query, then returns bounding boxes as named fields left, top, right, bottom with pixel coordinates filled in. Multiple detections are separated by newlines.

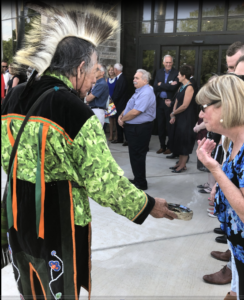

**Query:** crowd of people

left=1, top=2, right=243, bottom=298
left=197, top=42, right=244, bottom=300
left=77, top=41, right=244, bottom=300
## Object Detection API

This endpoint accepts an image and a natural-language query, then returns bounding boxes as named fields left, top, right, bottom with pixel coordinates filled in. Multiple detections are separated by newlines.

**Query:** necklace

left=179, top=80, right=190, bottom=92
left=108, top=77, right=116, bottom=83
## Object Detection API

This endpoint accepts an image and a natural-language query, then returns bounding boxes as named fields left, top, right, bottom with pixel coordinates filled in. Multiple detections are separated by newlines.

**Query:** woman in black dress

left=169, top=65, right=196, bottom=173
left=6, top=64, right=26, bottom=95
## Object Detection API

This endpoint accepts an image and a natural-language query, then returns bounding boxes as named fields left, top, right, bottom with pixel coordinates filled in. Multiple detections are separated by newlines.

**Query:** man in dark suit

left=153, top=55, right=180, bottom=155
left=111, top=63, right=128, bottom=145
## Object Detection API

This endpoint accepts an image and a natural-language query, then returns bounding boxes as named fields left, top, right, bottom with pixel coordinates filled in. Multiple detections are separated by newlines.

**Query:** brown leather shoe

left=211, top=249, right=231, bottom=262
left=203, top=265, right=231, bottom=284
left=224, top=292, right=237, bottom=300
left=163, top=149, right=172, bottom=155
left=156, top=148, right=165, bottom=154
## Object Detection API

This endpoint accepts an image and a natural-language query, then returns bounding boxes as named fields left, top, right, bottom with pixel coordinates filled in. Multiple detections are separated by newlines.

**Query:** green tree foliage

left=141, top=22, right=151, bottom=34
left=2, top=40, right=13, bottom=64
left=142, top=50, right=155, bottom=78
left=180, top=50, right=195, bottom=68
left=202, top=5, right=225, bottom=17
left=177, top=4, right=244, bottom=32
left=200, top=50, right=218, bottom=85
left=177, top=19, right=198, bottom=32
left=227, top=18, right=244, bottom=31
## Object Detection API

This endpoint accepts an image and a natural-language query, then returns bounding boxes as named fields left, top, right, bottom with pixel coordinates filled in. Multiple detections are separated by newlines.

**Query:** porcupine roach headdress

left=13, top=1, right=120, bottom=76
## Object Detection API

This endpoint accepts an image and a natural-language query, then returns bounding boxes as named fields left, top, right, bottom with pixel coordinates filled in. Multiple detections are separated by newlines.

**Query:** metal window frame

left=132, top=0, right=244, bottom=36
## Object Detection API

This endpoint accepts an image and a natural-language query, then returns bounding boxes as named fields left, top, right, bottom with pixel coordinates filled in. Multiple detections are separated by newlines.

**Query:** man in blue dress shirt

left=118, top=69, right=156, bottom=190
left=86, top=63, right=109, bottom=125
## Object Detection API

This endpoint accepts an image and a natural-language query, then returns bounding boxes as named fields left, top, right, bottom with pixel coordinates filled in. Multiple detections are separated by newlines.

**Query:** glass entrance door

left=140, top=45, right=157, bottom=85
left=159, top=45, right=229, bottom=87
left=140, top=44, right=229, bottom=88
left=198, top=46, right=219, bottom=86
left=179, top=46, right=199, bottom=78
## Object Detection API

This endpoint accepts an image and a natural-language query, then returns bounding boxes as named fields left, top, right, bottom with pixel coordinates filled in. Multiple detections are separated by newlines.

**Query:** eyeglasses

left=2, top=66, right=8, bottom=68
left=200, top=100, right=221, bottom=113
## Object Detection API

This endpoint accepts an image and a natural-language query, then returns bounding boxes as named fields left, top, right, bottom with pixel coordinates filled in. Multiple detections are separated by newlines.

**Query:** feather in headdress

left=14, top=1, right=120, bottom=75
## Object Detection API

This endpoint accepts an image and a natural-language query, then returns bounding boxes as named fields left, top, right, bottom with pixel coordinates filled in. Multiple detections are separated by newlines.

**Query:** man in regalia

left=1, top=2, right=177, bottom=299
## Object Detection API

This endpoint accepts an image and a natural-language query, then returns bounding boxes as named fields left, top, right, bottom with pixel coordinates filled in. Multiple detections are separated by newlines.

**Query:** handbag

left=1, top=85, right=67, bottom=269
left=105, top=102, right=117, bottom=118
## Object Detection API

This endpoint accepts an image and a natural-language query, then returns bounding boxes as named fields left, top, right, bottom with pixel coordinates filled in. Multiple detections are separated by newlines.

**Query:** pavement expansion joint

left=92, top=230, right=214, bottom=252
left=146, top=171, right=202, bottom=178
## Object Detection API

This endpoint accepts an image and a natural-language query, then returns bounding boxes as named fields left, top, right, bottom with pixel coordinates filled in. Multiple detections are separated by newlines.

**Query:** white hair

left=163, top=55, right=173, bottom=62
left=114, top=63, right=123, bottom=71
left=98, top=64, right=105, bottom=73
left=98, top=64, right=107, bottom=78
left=136, top=69, right=151, bottom=82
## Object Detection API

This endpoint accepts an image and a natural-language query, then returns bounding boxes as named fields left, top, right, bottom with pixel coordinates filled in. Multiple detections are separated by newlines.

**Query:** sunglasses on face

left=200, top=100, right=221, bottom=113
left=2, top=66, right=8, bottom=68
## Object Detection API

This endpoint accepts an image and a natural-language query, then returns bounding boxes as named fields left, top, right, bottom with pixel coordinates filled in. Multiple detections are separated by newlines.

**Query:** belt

left=91, top=106, right=105, bottom=109
left=124, top=121, right=153, bottom=126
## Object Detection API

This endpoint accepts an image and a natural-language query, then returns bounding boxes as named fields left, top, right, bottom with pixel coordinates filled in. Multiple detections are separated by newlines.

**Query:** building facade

left=121, top=0, right=244, bottom=96
left=1, top=0, right=121, bottom=68
left=2, top=0, right=244, bottom=97
left=1, top=1, right=40, bottom=64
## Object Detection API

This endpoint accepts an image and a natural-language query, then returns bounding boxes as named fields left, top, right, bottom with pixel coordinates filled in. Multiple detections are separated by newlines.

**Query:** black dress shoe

left=198, top=189, right=211, bottom=194
left=129, top=179, right=136, bottom=184
left=215, top=235, right=227, bottom=244
left=122, top=141, right=128, bottom=146
left=214, top=227, right=225, bottom=235
left=197, top=183, right=210, bottom=189
left=111, top=140, right=123, bottom=144
left=172, top=167, right=186, bottom=173
left=166, top=153, right=179, bottom=159
left=134, top=184, right=148, bottom=191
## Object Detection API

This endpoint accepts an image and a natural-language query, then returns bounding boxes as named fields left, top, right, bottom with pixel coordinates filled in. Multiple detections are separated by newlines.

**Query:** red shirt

left=1, top=74, right=5, bottom=99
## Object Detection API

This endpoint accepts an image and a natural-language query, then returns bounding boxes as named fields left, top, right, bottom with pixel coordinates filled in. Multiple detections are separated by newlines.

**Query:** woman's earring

left=220, top=119, right=223, bottom=123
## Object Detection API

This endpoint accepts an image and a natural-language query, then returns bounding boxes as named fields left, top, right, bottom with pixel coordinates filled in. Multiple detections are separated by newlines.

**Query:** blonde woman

left=6, top=63, right=21, bottom=94
left=196, top=74, right=244, bottom=300
left=107, top=64, right=117, bottom=141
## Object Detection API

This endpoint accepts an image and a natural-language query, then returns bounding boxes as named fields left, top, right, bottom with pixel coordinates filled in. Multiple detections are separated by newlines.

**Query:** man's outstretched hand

left=150, top=198, right=178, bottom=220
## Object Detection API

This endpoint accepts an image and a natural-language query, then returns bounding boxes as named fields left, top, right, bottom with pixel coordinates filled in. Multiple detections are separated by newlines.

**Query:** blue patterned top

left=214, top=142, right=244, bottom=263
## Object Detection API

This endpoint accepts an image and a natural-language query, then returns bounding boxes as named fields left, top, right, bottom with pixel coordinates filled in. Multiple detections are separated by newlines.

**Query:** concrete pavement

left=1, top=135, right=230, bottom=299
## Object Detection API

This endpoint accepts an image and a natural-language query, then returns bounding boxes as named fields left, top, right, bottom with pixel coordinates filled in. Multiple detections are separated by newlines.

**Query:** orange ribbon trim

left=68, top=181, right=78, bottom=300
left=29, top=262, right=47, bottom=300
left=38, top=124, right=49, bottom=239
left=7, top=118, right=18, bottom=231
